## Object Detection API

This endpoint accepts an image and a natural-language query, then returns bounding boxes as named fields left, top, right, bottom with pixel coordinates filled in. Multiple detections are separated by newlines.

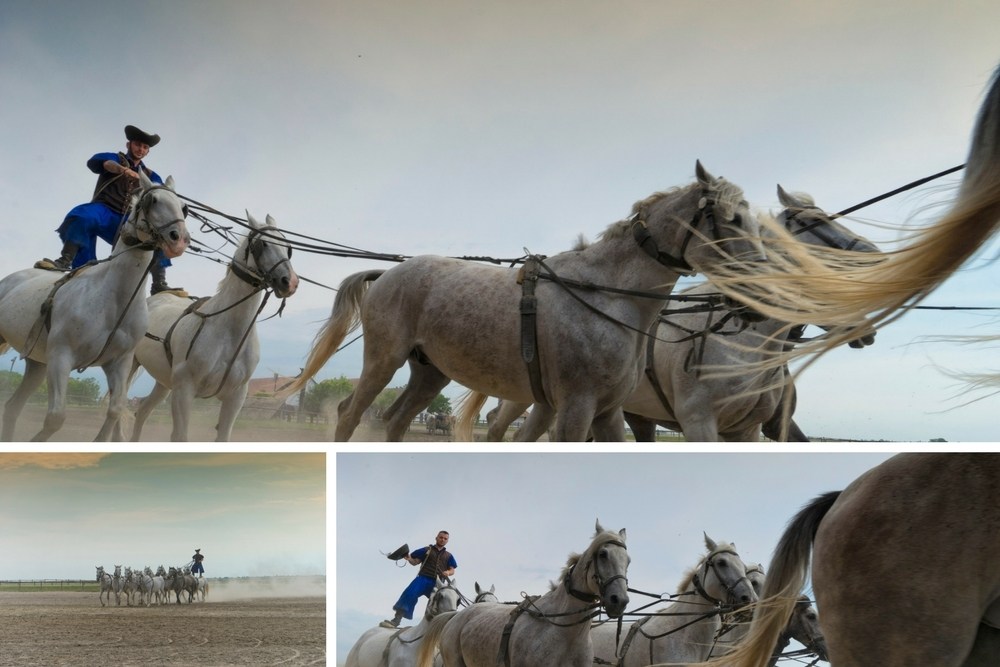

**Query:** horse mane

left=675, top=539, right=738, bottom=594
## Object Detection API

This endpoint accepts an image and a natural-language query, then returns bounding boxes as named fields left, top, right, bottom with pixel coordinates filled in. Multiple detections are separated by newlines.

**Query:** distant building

left=242, top=373, right=300, bottom=420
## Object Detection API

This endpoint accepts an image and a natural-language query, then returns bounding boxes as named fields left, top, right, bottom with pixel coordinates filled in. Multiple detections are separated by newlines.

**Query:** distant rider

left=191, top=548, right=205, bottom=576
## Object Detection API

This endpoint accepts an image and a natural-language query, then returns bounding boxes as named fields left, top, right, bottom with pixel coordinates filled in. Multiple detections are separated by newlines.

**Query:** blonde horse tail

left=706, top=64, right=1000, bottom=364
left=284, top=270, right=384, bottom=396
left=453, top=390, right=489, bottom=441
left=415, top=609, right=458, bottom=667
left=679, top=490, right=840, bottom=667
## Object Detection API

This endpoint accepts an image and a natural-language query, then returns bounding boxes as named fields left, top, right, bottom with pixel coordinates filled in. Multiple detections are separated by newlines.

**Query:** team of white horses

left=95, top=564, right=206, bottom=607
left=0, top=170, right=299, bottom=441
left=344, top=520, right=828, bottom=667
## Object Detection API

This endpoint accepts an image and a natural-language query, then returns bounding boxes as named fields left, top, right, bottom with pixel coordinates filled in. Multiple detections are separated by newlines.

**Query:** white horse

left=288, top=163, right=764, bottom=441
left=96, top=566, right=114, bottom=607
left=345, top=577, right=461, bottom=667
left=0, top=171, right=191, bottom=441
left=128, top=213, right=298, bottom=441
left=693, top=453, right=1000, bottom=667
left=468, top=188, right=881, bottom=443
left=417, top=521, right=630, bottom=667
left=591, top=534, right=756, bottom=667
left=473, top=582, right=498, bottom=604
left=145, top=566, right=165, bottom=606
left=112, top=565, right=125, bottom=606
left=196, top=575, right=208, bottom=602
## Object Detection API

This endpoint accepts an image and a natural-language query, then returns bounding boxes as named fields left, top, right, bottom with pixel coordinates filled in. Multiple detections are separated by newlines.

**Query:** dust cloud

left=205, top=575, right=326, bottom=602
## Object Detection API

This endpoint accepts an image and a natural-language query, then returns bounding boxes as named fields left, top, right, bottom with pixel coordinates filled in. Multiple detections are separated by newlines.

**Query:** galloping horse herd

left=95, top=564, right=207, bottom=607
left=0, top=63, right=999, bottom=441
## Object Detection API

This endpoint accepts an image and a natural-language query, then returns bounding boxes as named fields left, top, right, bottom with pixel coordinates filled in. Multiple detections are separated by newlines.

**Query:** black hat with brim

left=386, top=544, right=410, bottom=561
left=125, top=124, right=160, bottom=147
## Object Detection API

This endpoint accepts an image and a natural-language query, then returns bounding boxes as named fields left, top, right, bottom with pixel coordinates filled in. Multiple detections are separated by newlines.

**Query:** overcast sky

left=335, top=450, right=907, bottom=665
left=3, top=2, right=1000, bottom=441
left=0, top=452, right=326, bottom=579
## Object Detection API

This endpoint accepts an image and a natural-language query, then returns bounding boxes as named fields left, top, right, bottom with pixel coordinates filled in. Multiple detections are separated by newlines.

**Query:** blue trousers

left=57, top=201, right=171, bottom=269
left=392, top=575, right=437, bottom=620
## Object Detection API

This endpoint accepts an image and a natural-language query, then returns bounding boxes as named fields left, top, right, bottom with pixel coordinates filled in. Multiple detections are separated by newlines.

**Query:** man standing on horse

left=380, top=530, right=456, bottom=628
left=35, top=124, right=184, bottom=295
left=191, top=548, right=205, bottom=576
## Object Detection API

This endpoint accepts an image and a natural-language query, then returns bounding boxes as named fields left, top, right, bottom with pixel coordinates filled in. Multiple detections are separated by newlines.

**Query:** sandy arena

left=0, top=583, right=325, bottom=666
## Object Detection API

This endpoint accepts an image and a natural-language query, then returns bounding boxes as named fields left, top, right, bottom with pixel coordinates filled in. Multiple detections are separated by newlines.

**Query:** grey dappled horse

left=691, top=454, right=1000, bottom=667
left=416, top=521, right=630, bottom=667
left=289, top=162, right=764, bottom=441
left=467, top=188, right=880, bottom=442
left=127, top=213, right=298, bottom=441
left=0, top=171, right=191, bottom=441
left=345, top=577, right=461, bottom=667
left=591, top=534, right=756, bottom=666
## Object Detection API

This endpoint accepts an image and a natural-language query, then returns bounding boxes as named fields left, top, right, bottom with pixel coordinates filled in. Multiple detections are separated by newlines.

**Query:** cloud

left=0, top=453, right=109, bottom=471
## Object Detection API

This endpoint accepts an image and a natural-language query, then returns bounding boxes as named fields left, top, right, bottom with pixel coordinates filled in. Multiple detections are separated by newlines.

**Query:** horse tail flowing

left=285, top=270, right=384, bottom=395
left=415, top=609, right=458, bottom=667
left=453, top=390, right=489, bottom=441
left=683, top=490, right=840, bottom=667
left=707, top=63, right=1000, bottom=366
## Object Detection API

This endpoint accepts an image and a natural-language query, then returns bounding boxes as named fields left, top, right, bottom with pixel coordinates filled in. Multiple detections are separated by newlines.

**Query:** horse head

left=236, top=212, right=299, bottom=298
left=774, top=185, right=884, bottom=346
left=691, top=533, right=757, bottom=609
left=785, top=596, right=829, bottom=661
left=474, top=581, right=498, bottom=603
left=426, top=576, right=461, bottom=619
left=119, top=171, right=191, bottom=261
left=562, top=519, right=630, bottom=618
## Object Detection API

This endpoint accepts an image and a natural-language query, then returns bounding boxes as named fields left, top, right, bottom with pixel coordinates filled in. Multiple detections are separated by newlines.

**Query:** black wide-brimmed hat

left=386, top=544, right=409, bottom=561
left=124, top=124, right=161, bottom=147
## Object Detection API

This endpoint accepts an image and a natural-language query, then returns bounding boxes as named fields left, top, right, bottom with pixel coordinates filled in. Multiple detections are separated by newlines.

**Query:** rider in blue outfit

left=381, top=530, right=457, bottom=628
left=191, top=548, right=205, bottom=575
left=36, top=124, right=184, bottom=295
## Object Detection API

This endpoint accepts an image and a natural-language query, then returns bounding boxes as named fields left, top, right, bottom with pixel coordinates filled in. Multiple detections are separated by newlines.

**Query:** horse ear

left=703, top=532, right=717, bottom=552
left=777, top=184, right=811, bottom=209
left=164, top=174, right=175, bottom=191
left=139, top=169, right=154, bottom=190
left=695, top=160, right=716, bottom=186
left=246, top=210, right=261, bottom=229
left=619, top=528, right=627, bottom=541
left=595, top=518, right=604, bottom=534
left=265, top=214, right=276, bottom=227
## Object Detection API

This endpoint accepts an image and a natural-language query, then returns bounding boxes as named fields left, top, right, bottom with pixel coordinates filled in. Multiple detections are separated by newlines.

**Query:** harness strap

left=497, top=597, right=535, bottom=667
left=21, top=270, right=77, bottom=361
left=381, top=628, right=407, bottom=667
left=642, top=327, right=674, bottom=417
left=517, top=258, right=548, bottom=406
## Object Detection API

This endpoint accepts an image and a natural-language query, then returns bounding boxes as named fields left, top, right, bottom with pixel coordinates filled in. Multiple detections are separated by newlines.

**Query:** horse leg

left=383, top=361, right=451, bottom=440
left=512, top=404, right=555, bottom=441
left=214, top=384, right=248, bottom=441
left=94, top=354, right=132, bottom=441
left=2, top=358, right=47, bottom=441
left=170, top=383, right=196, bottom=442
left=591, top=408, right=626, bottom=441
left=132, top=382, right=170, bottom=441
left=31, top=357, right=76, bottom=441
left=335, top=360, right=405, bottom=441
left=623, top=411, right=658, bottom=441
left=551, top=401, right=599, bottom=442
left=487, top=400, right=529, bottom=441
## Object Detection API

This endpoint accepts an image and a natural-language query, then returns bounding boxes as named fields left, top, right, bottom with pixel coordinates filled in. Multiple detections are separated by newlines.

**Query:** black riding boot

left=150, top=261, right=184, bottom=295
left=36, top=240, right=79, bottom=271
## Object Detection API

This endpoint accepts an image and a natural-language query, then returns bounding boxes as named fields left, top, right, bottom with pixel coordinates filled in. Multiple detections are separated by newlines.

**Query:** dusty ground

left=0, top=590, right=325, bottom=667
left=6, top=403, right=461, bottom=442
